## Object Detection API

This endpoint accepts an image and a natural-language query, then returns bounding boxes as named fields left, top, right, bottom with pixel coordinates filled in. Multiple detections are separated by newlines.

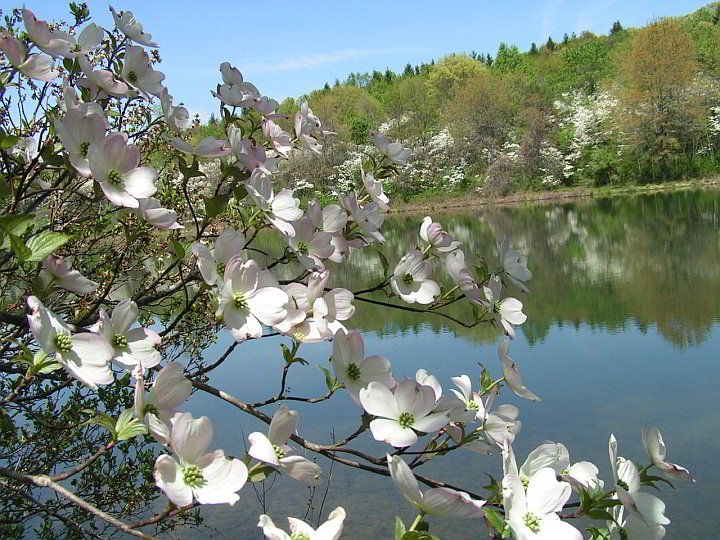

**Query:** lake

left=185, top=188, right=720, bottom=539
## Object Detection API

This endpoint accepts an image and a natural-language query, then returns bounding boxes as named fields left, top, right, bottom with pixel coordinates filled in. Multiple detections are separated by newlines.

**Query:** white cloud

left=240, top=46, right=433, bottom=73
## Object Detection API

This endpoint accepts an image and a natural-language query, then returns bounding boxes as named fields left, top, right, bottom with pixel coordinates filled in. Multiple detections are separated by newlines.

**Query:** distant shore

left=392, top=177, right=720, bottom=214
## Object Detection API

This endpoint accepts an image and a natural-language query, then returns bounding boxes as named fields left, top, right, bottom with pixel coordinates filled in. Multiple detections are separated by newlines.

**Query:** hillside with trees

left=198, top=3, right=720, bottom=202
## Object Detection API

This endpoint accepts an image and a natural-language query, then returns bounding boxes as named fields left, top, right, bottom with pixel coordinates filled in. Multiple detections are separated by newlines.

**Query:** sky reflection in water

left=186, top=189, right=720, bottom=539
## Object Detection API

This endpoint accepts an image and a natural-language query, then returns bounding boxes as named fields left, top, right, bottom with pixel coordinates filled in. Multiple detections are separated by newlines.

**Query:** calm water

left=184, top=189, right=720, bottom=539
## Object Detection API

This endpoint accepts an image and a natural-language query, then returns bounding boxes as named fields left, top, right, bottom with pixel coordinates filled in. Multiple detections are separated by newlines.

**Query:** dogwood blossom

left=361, top=170, right=389, bottom=211
left=216, top=257, right=288, bottom=341
left=134, top=197, right=184, bottom=229
left=341, top=192, right=385, bottom=244
left=390, top=250, right=440, bottom=305
left=288, top=218, right=334, bottom=271
left=11, top=136, right=39, bottom=164
left=154, top=413, right=248, bottom=506
left=54, top=102, right=108, bottom=177
left=331, top=330, right=394, bottom=405
left=0, top=31, right=59, bottom=81
left=388, top=454, right=485, bottom=518
left=192, top=228, right=246, bottom=286
left=258, top=507, right=346, bottom=540
left=92, top=300, right=161, bottom=371
left=498, top=340, right=540, bottom=401
left=248, top=405, right=323, bottom=486
left=134, top=362, right=192, bottom=443
left=211, top=62, right=260, bottom=107
left=359, top=380, right=450, bottom=447
left=89, top=132, right=157, bottom=208
left=229, top=129, right=278, bottom=175
left=78, top=55, right=132, bottom=99
left=246, top=174, right=303, bottom=236
left=642, top=427, right=694, bottom=483
left=42, top=255, right=98, bottom=295
left=503, top=468, right=582, bottom=540
left=262, top=119, right=292, bottom=157
left=449, top=388, right=521, bottom=454
left=498, top=236, right=532, bottom=293
left=27, top=296, right=113, bottom=389
left=515, top=442, right=602, bottom=491
left=483, top=275, right=527, bottom=338
left=110, top=7, right=158, bottom=47
left=370, top=131, right=411, bottom=165
left=169, top=136, right=231, bottom=158
left=420, top=217, right=460, bottom=252
left=121, top=46, right=165, bottom=97
left=160, top=88, right=192, bottom=133
left=22, top=9, right=73, bottom=58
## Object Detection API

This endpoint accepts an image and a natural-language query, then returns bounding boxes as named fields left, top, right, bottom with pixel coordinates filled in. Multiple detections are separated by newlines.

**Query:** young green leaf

left=25, top=231, right=71, bottom=262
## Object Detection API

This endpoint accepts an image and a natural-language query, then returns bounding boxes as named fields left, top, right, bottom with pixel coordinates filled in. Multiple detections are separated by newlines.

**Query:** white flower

left=217, top=257, right=288, bottom=341
left=258, top=507, right=346, bottom=540
left=41, top=255, right=98, bottom=295
left=517, top=442, right=602, bottom=491
left=134, top=197, right=183, bottom=229
left=54, top=103, right=108, bottom=177
left=110, top=7, right=158, bottom=47
left=92, top=300, right=161, bottom=371
left=211, top=62, right=261, bottom=107
left=641, top=427, right=694, bottom=483
left=420, top=217, right=460, bottom=252
left=416, top=369, right=443, bottom=402
left=498, top=340, right=540, bottom=401
left=449, top=388, right=521, bottom=454
left=444, top=250, right=484, bottom=303
left=370, top=130, right=410, bottom=164
left=359, top=379, right=450, bottom=448
left=121, top=45, right=165, bottom=97
left=0, top=31, right=59, bottom=81
left=78, top=55, right=132, bottom=99
left=390, top=250, right=440, bottom=305
left=483, top=275, right=527, bottom=338
left=307, top=201, right=348, bottom=234
left=609, top=434, right=670, bottom=536
left=229, top=128, right=278, bottom=175
left=22, top=9, right=73, bottom=58
left=169, top=135, right=231, bottom=157
left=154, top=413, right=248, bottom=506
left=503, top=468, right=582, bottom=540
left=341, top=192, right=385, bottom=244
left=248, top=405, right=323, bottom=486
left=192, top=228, right=246, bottom=286
left=446, top=374, right=487, bottom=424
left=263, top=119, right=292, bottom=157
left=11, top=136, right=39, bottom=163
left=246, top=174, right=303, bottom=237
left=361, top=170, right=389, bottom=211
left=331, top=330, right=394, bottom=406
left=26, top=296, right=113, bottom=389
left=312, top=288, right=355, bottom=336
left=89, top=132, right=157, bottom=208
left=498, top=236, right=532, bottom=293
left=160, top=88, right=192, bottom=133
left=134, top=362, right=191, bottom=444
left=388, top=454, right=485, bottom=518
left=288, top=218, right=334, bottom=271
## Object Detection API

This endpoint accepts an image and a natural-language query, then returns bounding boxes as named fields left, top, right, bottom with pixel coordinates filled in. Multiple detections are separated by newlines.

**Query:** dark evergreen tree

left=546, top=36, right=556, bottom=51
left=530, top=42, right=538, bottom=54
left=334, top=78, right=340, bottom=87
left=610, top=20, right=623, bottom=35
left=323, top=82, right=330, bottom=91
left=404, top=63, right=413, bottom=76
left=563, top=33, right=569, bottom=45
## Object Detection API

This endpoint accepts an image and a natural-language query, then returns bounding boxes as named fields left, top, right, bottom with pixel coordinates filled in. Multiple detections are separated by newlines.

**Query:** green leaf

left=0, top=134, right=20, bottom=150
left=373, top=246, right=390, bottom=278
left=25, top=231, right=71, bottom=262
left=0, top=225, right=31, bottom=262
left=31, top=350, right=61, bottom=374
left=81, top=409, right=117, bottom=440
left=171, top=239, right=188, bottom=260
left=317, top=365, right=343, bottom=392
left=202, top=193, right=231, bottom=220
left=115, top=408, right=148, bottom=441
left=394, top=517, right=406, bottom=539
left=0, top=214, right=33, bottom=250
left=484, top=508, right=507, bottom=534
left=233, top=183, right=248, bottom=201
left=400, top=532, right=438, bottom=540
left=248, top=464, right=276, bottom=483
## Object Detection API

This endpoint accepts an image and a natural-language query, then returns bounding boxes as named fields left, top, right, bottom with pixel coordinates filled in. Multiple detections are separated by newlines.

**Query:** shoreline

left=391, top=177, right=720, bottom=214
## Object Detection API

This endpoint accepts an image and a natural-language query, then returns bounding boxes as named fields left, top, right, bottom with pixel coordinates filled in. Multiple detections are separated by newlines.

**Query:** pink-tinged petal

left=387, top=454, right=423, bottom=507
left=421, top=488, right=485, bottom=518
left=526, top=468, right=571, bottom=517
left=499, top=340, right=540, bottom=402
left=248, top=432, right=280, bottom=466
left=359, top=381, right=400, bottom=419
left=369, top=418, right=417, bottom=447
left=171, top=412, right=213, bottom=463
left=192, top=242, right=218, bottom=285
left=360, top=355, right=394, bottom=387
left=394, top=379, right=421, bottom=414
left=279, top=455, right=322, bottom=486
left=450, top=375, right=472, bottom=403
left=110, top=299, right=138, bottom=334
left=534, top=518, right=583, bottom=540
left=67, top=332, right=114, bottom=376
left=520, top=443, right=569, bottom=477
left=268, top=405, right=298, bottom=445
left=155, top=454, right=192, bottom=507
left=323, top=288, right=355, bottom=321
left=248, top=287, right=288, bottom=326
left=633, top=492, right=670, bottom=526
left=99, top=181, right=139, bottom=208
left=56, top=268, right=98, bottom=295
left=194, top=450, right=247, bottom=505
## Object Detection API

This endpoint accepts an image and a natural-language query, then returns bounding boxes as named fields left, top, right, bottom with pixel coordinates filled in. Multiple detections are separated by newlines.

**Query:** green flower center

left=398, top=412, right=415, bottom=429
left=79, top=141, right=90, bottom=157
left=520, top=475, right=530, bottom=489
left=561, top=467, right=570, bottom=475
left=143, top=404, right=159, bottom=416
left=107, top=168, right=124, bottom=187
left=112, top=333, right=128, bottom=349
left=523, top=512, right=541, bottom=533
left=54, top=332, right=73, bottom=352
left=182, top=464, right=205, bottom=488
left=402, top=273, right=414, bottom=285
left=346, top=362, right=361, bottom=381
left=616, top=480, right=629, bottom=491
left=127, top=70, right=138, bottom=83
left=71, top=44, right=82, bottom=53
left=216, top=261, right=225, bottom=278
left=273, top=444, right=285, bottom=460
left=467, top=400, right=480, bottom=411
left=232, top=291, right=247, bottom=310
left=291, top=534, right=310, bottom=540
left=296, top=241, right=309, bottom=255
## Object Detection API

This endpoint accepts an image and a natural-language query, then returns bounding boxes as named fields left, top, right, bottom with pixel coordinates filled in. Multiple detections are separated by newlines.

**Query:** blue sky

left=22, top=0, right=711, bottom=120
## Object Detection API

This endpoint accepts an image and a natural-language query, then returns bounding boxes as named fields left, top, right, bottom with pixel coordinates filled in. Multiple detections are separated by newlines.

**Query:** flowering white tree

left=0, top=5, right=693, bottom=540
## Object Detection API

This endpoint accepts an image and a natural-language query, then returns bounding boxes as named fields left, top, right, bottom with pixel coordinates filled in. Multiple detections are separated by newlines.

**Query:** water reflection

left=186, top=189, right=720, bottom=538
